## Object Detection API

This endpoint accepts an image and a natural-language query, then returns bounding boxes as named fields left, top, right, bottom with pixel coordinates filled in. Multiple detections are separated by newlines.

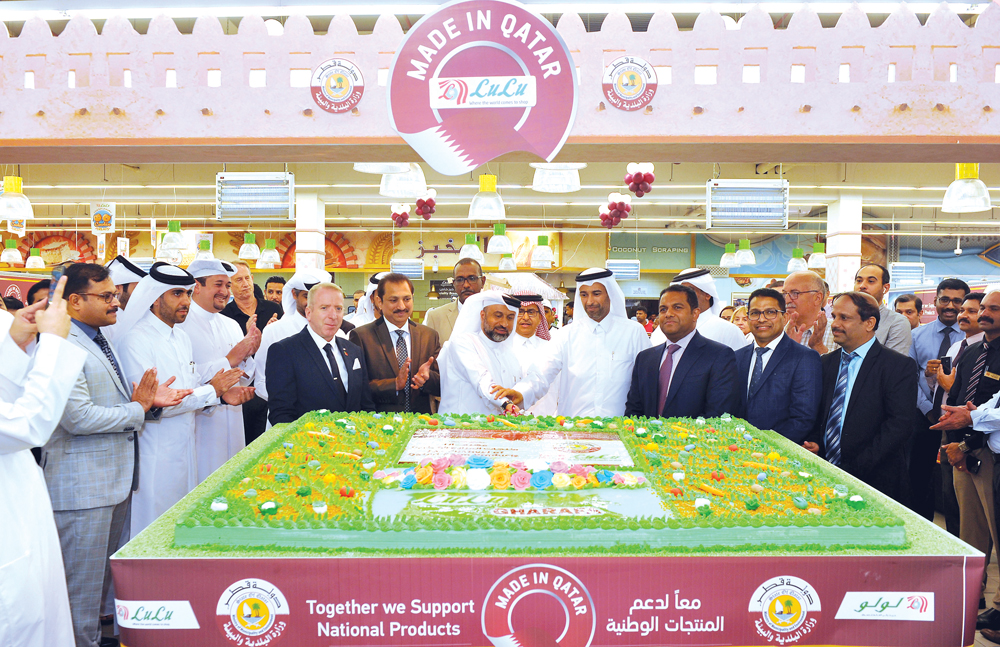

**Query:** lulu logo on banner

left=748, top=576, right=821, bottom=644
left=835, top=592, right=935, bottom=621
left=482, top=564, right=595, bottom=647
left=387, top=0, right=577, bottom=176
left=216, top=578, right=290, bottom=645
left=115, top=600, right=200, bottom=630
left=91, top=202, right=115, bottom=235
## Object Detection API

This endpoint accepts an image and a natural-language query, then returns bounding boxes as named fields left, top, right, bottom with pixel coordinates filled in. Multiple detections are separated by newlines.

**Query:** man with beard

left=117, top=263, right=246, bottom=536
left=932, top=291, right=1000, bottom=626
left=909, top=278, right=970, bottom=520
left=853, top=264, right=913, bottom=354
left=220, top=261, right=283, bottom=444
left=181, top=259, right=258, bottom=481
left=423, top=259, right=484, bottom=343
left=264, top=276, right=285, bottom=304
left=650, top=268, right=746, bottom=350
left=510, top=293, right=558, bottom=416
left=438, top=292, right=537, bottom=415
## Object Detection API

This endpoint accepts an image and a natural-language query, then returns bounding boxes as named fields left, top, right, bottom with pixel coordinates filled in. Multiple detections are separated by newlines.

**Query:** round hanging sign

left=602, top=56, right=657, bottom=111
left=311, top=58, right=365, bottom=113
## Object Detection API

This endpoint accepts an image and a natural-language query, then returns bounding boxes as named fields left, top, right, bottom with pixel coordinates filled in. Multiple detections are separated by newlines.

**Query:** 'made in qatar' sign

left=387, top=0, right=577, bottom=176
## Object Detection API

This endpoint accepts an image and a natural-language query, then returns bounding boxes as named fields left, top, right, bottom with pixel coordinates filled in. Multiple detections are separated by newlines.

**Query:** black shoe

left=983, top=598, right=988, bottom=610
left=99, top=638, right=119, bottom=647
left=977, top=607, right=1000, bottom=630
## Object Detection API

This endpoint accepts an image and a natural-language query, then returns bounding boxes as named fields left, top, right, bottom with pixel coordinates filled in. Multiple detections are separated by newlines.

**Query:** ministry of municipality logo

left=387, top=0, right=577, bottom=176
left=482, top=564, right=595, bottom=647
left=216, top=578, right=290, bottom=645
left=311, top=58, right=364, bottom=114
left=748, top=576, right=820, bottom=644
left=601, top=56, right=657, bottom=112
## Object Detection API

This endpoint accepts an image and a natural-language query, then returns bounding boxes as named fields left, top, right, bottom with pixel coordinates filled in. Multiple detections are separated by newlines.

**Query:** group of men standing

left=7, top=250, right=1000, bottom=646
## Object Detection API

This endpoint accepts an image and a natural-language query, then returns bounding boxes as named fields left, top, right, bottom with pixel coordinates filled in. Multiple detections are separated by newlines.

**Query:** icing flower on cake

left=548, top=461, right=570, bottom=474
left=568, top=464, right=589, bottom=477
left=431, top=457, right=451, bottom=473
left=587, top=474, right=600, bottom=486
left=551, top=472, right=572, bottom=489
left=490, top=469, right=511, bottom=490
left=511, top=470, right=532, bottom=490
left=211, top=497, right=228, bottom=512
left=612, top=473, right=626, bottom=485
left=571, top=475, right=587, bottom=489
left=448, top=454, right=466, bottom=467
left=415, top=464, right=434, bottom=485
left=466, top=455, right=494, bottom=470
left=492, top=461, right=510, bottom=471
left=373, top=470, right=386, bottom=480
left=432, top=472, right=453, bottom=490
left=530, top=470, right=554, bottom=490
left=466, top=468, right=491, bottom=490
left=621, top=473, right=639, bottom=486
left=595, top=469, right=614, bottom=484
left=450, top=467, right=468, bottom=488
left=509, top=461, right=527, bottom=470
left=400, top=474, right=417, bottom=489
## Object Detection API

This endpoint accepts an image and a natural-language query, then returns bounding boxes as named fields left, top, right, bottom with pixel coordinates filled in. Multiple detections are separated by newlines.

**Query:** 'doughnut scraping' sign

left=387, top=0, right=578, bottom=176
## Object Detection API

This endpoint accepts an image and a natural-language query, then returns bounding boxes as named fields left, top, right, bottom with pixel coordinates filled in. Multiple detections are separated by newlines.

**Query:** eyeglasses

left=78, top=292, right=119, bottom=304
left=518, top=309, right=540, bottom=317
left=781, top=289, right=820, bottom=301
left=936, top=296, right=964, bottom=306
left=747, top=308, right=785, bottom=321
left=452, top=276, right=482, bottom=286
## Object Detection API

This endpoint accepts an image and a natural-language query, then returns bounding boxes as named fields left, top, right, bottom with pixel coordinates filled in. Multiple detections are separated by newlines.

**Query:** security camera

left=955, top=238, right=963, bottom=256
left=955, top=246, right=963, bottom=256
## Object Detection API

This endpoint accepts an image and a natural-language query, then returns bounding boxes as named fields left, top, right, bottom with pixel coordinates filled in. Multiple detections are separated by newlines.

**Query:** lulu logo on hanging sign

left=430, top=76, right=536, bottom=109
left=387, top=0, right=577, bottom=176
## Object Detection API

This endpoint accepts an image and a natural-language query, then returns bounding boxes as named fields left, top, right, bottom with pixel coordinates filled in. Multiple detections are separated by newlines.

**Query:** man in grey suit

left=423, top=258, right=484, bottom=343
left=42, top=263, right=191, bottom=647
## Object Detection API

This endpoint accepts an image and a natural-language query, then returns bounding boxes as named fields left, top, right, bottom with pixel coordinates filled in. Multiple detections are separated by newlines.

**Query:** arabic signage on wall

left=607, top=233, right=690, bottom=270
left=602, top=56, right=657, bottom=112
left=112, top=554, right=978, bottom=647
left=386, top=0, right=578, bottom=175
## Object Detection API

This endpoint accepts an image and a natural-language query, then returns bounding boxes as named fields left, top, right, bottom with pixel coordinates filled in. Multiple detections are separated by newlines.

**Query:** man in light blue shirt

left=908, top=278, right=970, bottom=521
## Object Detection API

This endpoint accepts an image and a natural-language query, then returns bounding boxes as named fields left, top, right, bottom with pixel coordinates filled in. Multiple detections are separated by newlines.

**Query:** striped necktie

left=824, top=350, right=856, bottom=467
left=749, top=347, right=770, bottom=396
left=396, top=330, right=410, bottom=412
left=964, top=342, right=990, bottom=404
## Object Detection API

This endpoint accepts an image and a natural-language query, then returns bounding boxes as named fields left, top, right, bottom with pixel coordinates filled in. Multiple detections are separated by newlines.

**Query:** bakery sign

left=387, top=0, right=578, bottom=176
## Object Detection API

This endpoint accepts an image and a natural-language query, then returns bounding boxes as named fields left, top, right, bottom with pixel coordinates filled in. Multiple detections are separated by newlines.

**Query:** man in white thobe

left=650, top=267, right=748, bottom=350
left=0, top=277, right=86, bottom=647
left=117, top=263, right=246, bottom=535
left=102, top=255, right=147, bottom=344
left=344, top=273, right=387, bottom=327
left=514, top=268, right=651, bottom=418
left=256, top=267, right=332, bottom=402
left=510, top=293, right=558, bottom=416
left=439, top=292, right=537, bottom=415
left=180, top=259, right=259, bottom=482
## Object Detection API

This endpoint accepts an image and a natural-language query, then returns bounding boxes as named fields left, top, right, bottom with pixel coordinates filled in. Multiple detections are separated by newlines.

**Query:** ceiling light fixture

left=807, top=242, right=826, bottom=269
left=25, top=248, right=44, bottom=269
left=353, top=162, right=412, bottom=175
left=942, top=163, right=992, bottom=213
left=259, top=239, right=282, bottom=266
left=379, top=163, right=427, bottom=199
left=0, top=176, right=33, bottom=222
left=530, top=163, right=586, bottom=193
left=458, top=233, right=485, bottom=264
left=1, top=239, right=22, bottom=265
left=498, top=254, right=517, bottom=271
left=486, top=223, right=513, bottom=255
left=530, top=235, right=554, bottom=270
left=735, top=239, right=756, bottom=266
left=194, top=239, right=215, bottom=260
left=469, top=175, right=505, bottom=220
left=216, top=172, right=295, bottom=221
left=787, top=248, right=808, bottom=273
left=238, top=233, right=261, bottom=260
left=719, top=243, right=739, bottom=268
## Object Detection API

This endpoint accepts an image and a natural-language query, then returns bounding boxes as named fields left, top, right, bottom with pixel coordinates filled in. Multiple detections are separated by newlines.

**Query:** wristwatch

left=958, top=440, right=971, bottom=454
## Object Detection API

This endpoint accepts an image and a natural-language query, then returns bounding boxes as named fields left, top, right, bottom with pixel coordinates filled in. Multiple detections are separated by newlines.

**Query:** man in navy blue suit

left=735, top=288, right=823, bottom=443
left=625, top=285, right=738, bottom=419
left=267, top=283, right=375, bottom=424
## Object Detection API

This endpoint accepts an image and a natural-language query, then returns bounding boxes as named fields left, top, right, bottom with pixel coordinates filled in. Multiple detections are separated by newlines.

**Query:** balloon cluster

left=625, top=162, right=655, bottom=198
left=415, top=189, right=438, bottom=220
left=391, top=203, right=411, bottom=227
left=599, top=192, right=632, bottom=229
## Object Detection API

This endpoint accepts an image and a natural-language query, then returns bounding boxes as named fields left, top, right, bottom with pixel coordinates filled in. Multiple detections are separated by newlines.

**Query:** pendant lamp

left=194, top=240, right=214, bottom=260
left=379, top=163, right=427, bottom=199
left=1, top=239, right=22, bottom=264
left=735, top=239, right=756, bottom=266
left=807, top=243, right=826, bottom=269
left=239, top=233, right=261, bottom=260
left=458, top=233, right=485, bottom=264
left=259, top=239, right=281, bottom=266
left=354, top=162, right=411, bottom=175
left=0, top=176, right=33, bottom=222
left=787, top=248, right=808, bottom=273
left=719, top=243, right=739, bottom=268
left=942, top=164, right=992, bottom=213
left=498, top=254, right=517, bottom=271
left=25, top=248, right=44, bottom=268
left=530, top=235, right=554, bottom=269
left=469, top=175, right=505, bottom=220
left=530, top=163, right=586, bottom=193
left=159, top=220, right=185, bottom=252
left=486, top=223, right=513, bottom=254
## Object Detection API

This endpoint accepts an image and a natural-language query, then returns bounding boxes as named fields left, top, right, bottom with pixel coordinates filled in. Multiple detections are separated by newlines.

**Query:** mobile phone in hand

left=48, top=264, right=67, bottom=305
left=967, top=454, right=982, bottom=475
left=939, top=355, right=952, bottom=374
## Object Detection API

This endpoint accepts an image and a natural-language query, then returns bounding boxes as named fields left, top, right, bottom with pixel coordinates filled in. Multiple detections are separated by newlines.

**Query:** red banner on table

left=112, top=554, right=981, bottom=647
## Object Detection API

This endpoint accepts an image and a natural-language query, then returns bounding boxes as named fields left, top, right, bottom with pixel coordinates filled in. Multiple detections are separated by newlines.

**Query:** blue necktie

left=749, top=347, right=770, bottom=395
left=824, top=350, right=857, bottom=467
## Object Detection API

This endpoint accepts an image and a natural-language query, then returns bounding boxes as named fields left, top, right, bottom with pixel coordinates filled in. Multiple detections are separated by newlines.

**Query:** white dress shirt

left=178, top=302, right=253, bottom=483
left=518, top=313, right=651, bottom=418
left=384, top=319, right=412, bottom=363
left=511, top=333, right=558, bottom=416
left=256, top=310, right=348, bottom=401
left=746, top=332, right=785, bottom=389
left=659, top=328, right=698, bottom=388
left=306, top=324, right=349, bottom=392
left=650, top=313, right=748, bottom=351
left=118, top=312, right=221, bottom=536
left=969, top=386, right=1000, bottom=453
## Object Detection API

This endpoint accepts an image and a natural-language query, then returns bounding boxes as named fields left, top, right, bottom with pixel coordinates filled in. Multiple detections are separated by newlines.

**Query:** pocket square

left=352, top=357, right=361, bottom=370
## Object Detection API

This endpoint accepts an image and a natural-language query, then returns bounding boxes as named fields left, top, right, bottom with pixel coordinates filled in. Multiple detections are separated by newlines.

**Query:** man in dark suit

left=625, top=284, right=738, bottom=419
left=267, top=283, right=374, bottom=424
left=348, top=273, right=440, bottom=414
left=806, top=291, right=917, bottom=504
left=735, top=288, right=822, bottom=443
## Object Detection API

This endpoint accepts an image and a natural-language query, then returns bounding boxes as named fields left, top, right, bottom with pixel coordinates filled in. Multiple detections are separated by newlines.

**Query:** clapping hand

left=931, top=401, right=977, bottom=431
left=222, top=386, right=255, bottom=406
left=9, top=276, right=72, bottom=349
left=210, top=368, right=245, bottom=397
left=226, top=315, right=261, bottom=366
left=153, top=376, right=193, bottom=408
left=410, top=356, right=435, bottom=390
left=395, top=359, right=411, bottom=391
